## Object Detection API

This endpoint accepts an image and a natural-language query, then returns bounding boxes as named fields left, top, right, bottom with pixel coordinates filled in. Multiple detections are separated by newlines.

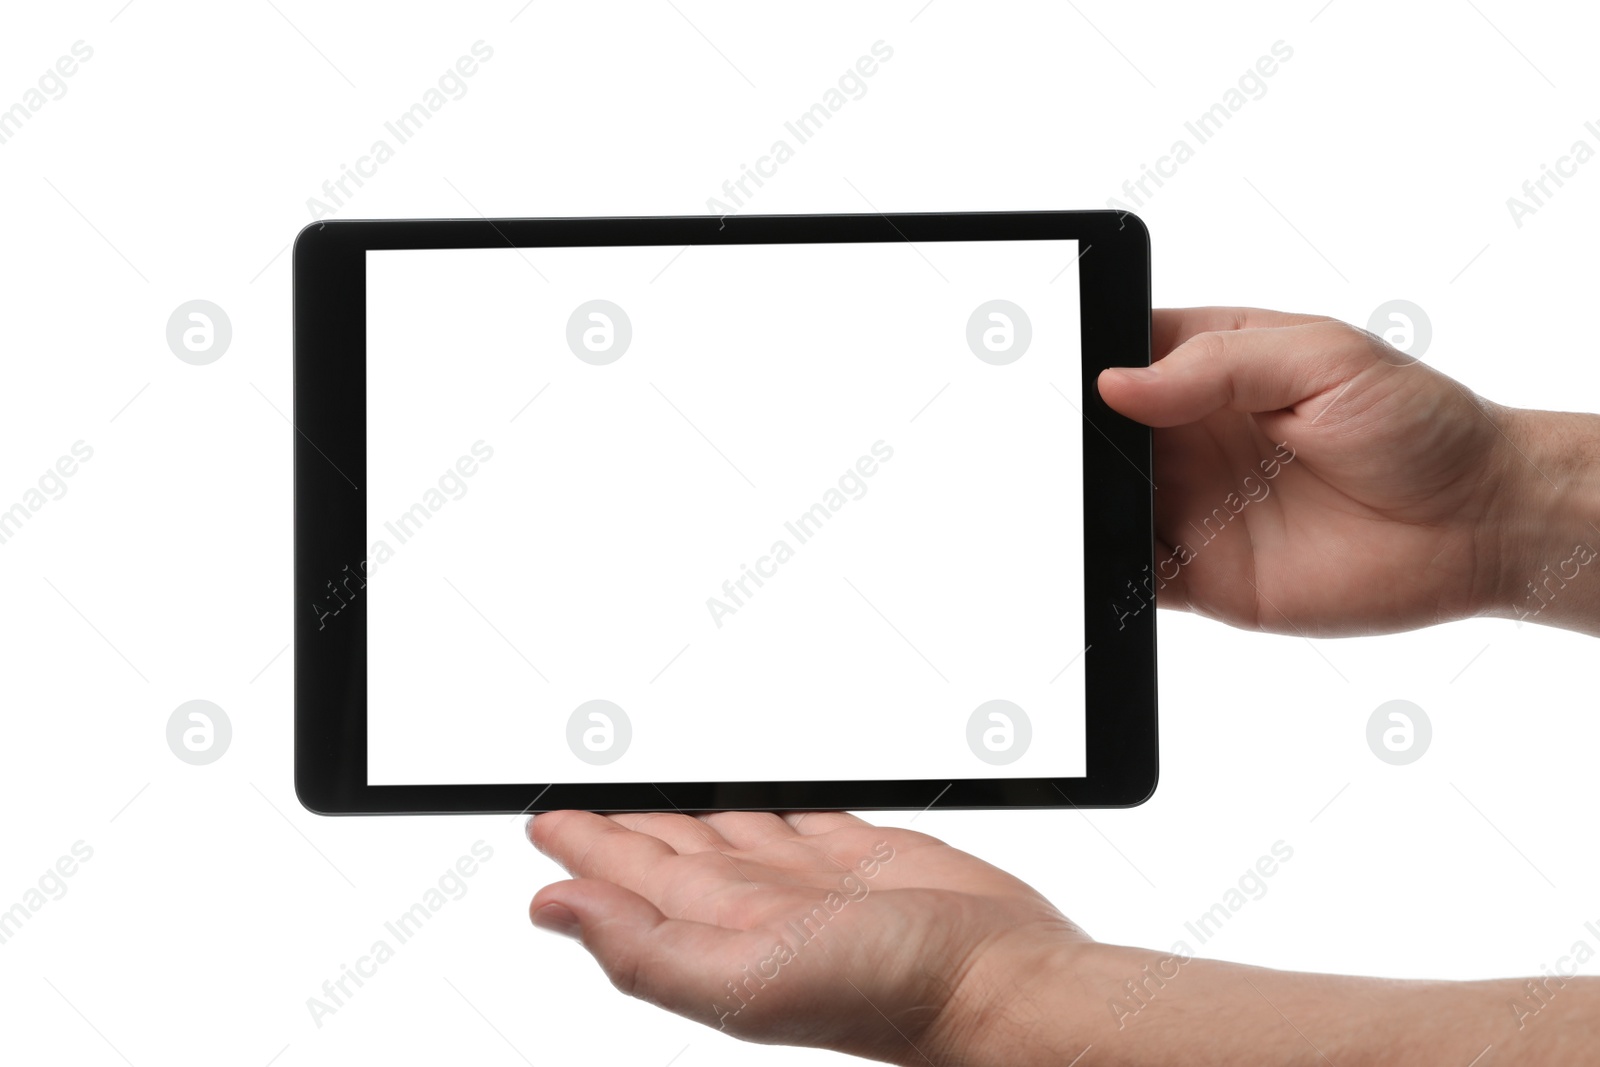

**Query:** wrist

left=916, top=936, right=1121, bottom=1067
left=925, top=934, right=1600, bottom=1067
left=921, top=939, right=1309, bottom=1067
left=1479, top=406, right=1600, bottom=635
left=920, top=938, right=1319, bottom=1067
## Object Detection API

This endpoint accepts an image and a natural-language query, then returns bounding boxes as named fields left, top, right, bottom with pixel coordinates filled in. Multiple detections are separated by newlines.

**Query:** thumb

left=1098, top=320, right=1374, bottom=428
left=531, top=879, right=757, bottom=1025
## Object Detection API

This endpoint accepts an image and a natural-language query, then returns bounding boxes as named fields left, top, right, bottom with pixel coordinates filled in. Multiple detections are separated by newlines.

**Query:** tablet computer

left=293, top=211, right=1155, bottom=815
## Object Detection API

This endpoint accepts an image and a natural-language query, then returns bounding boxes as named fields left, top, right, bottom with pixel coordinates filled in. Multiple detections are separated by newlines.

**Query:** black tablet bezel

left=294, top=211, right=1155, bottom=815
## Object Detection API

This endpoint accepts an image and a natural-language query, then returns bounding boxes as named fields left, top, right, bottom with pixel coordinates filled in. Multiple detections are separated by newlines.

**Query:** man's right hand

left=1097, top=307, right=1600, bottom=638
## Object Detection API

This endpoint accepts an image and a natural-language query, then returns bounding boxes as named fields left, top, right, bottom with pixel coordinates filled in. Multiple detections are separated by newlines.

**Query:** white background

left=365, top=242, right=1084, bottom=785
left=1, top=1, right=1598, bottom=1064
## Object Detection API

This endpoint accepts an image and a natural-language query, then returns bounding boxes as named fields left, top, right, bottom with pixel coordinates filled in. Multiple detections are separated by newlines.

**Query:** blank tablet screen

left=364, top=239, right=1086, bottom=786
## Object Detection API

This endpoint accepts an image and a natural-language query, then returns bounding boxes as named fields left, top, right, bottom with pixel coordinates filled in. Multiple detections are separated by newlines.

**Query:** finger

left=609, top=812, right=731, bottom=854
left=1152, top=306, right=1331, bottom=359
left=782, top=811, right=871, bottom=835
left=1151, top=535, right=1190, bottom=612
left=530, top=810, right=678, bottom=892
left=697, top=811, right=797, bottom=849
left=1097, top=320, right=1370, bottom=428
left=531, top=878, right=762, bottom=1024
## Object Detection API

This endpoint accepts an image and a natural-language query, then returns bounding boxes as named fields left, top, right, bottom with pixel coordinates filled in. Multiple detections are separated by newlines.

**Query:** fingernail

left=1110, top=365, right=1160, bottom=381
left=531, top=901, right=582, bottom=939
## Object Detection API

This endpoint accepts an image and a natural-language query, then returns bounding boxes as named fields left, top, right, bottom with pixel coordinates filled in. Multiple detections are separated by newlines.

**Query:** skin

left=527, top=308, right=1600, bottom=1064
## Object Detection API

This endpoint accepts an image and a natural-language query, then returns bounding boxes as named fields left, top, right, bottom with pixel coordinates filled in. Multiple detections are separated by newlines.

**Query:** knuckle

left=1330, top=318, right=1385, bottom=355
left=1186, top=330, right=1228, bottom=363
left=603, top=949, right=645, bottom=999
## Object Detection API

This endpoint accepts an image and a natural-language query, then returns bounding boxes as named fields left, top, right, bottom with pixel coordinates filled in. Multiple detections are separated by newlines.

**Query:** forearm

left=1480, top=406, right=1600, bottom=637
left=929, top=941, right=1600, bottom=1067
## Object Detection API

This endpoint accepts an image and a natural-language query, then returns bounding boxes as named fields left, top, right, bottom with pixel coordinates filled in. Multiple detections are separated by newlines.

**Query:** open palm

left=528, top=809, right=1087, bottom=1063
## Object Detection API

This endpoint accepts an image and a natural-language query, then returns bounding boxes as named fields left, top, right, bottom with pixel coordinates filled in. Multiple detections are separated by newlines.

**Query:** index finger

left=530, top=809, right=677, bottom=894
left=1153, top=306, right=1331, bottom=360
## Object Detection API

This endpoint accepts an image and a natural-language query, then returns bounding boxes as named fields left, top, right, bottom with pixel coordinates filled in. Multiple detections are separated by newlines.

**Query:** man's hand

left=1096, top=307, right=1531, bottom=636
left=524, top=308, right=1600, bottom=1066
left=530, top=810, right=1600, bottom=1067
left=527, top=809, right=1090, bottom=1064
